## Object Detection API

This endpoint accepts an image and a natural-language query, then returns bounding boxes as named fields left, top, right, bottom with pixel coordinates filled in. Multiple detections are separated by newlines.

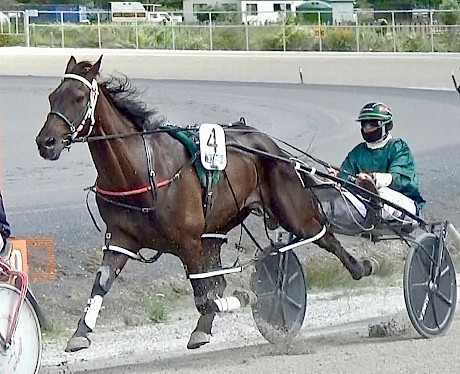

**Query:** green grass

left=144, top=293, right=168, bottom=323
left=304, top=256, right=400, bottom=291
left=40, top=321, right=70, bottom=340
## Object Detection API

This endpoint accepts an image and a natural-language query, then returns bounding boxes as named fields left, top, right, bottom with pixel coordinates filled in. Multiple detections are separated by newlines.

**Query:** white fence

left=1, top=9, right=460, bottom=52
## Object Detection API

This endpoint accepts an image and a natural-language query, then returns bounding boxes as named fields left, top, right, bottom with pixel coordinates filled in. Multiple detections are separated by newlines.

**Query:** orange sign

left=6, top=237, right=56, bottom=282
left=314, top=28, right=325, bottom=37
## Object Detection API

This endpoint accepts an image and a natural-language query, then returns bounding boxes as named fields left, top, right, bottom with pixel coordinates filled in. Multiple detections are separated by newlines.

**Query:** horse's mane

left=72, top=61, right=165, bottom=131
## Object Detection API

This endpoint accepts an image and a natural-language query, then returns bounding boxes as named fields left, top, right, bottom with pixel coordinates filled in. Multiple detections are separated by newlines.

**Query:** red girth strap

left=96, top=179, right=172, bottom=197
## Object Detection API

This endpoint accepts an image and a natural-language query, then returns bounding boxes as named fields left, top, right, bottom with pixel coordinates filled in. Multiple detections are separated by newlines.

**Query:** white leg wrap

left=84, top=295, right=103, bottom=330
left=214, top=296, right=241, bottom=312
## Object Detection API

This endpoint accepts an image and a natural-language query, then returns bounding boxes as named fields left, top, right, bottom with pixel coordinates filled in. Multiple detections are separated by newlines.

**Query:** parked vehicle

left=110, top=1, right=147, bottom=23
left=148, top=11, right=182, bottom=24
left=109, top=2, right=181, bottom=24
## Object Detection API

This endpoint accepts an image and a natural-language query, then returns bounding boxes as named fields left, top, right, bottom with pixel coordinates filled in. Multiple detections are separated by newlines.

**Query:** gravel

left=39, top=284, right=410, bottom=373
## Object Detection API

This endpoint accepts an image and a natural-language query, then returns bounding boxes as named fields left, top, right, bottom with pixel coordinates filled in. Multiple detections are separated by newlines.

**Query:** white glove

left=327, top=167, right=339, bottom=177
left=372, top=172, right=393, bottom=189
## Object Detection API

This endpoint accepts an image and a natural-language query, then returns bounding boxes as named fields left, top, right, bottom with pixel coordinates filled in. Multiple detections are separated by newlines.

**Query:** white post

left=245, top=17, right=249, bottom=51
left=391, top=11, right=396, bottom=52
left=24, top=10, right=30, bottom=47
left=208, top=11, right=213, bottom=51
left=318, top=11, right=322, bottom=52
left=430, top=9, right=434, bottom=53
left=282, top=10, right=286, bottom=52
left=60, top=12, right=64, bottom=48
left=135, top=12, right=139, bottom=49
left=355, top=11, right=359, bottom=52
left=97, top=12, right=101, bottom=48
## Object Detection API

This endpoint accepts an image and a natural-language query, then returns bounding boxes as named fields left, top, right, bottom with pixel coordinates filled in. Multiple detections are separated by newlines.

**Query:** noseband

left=48, top=73, right=100, bottom=145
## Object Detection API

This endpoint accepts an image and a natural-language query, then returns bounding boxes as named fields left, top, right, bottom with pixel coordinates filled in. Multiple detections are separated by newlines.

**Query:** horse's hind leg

left=315, top=229, right=373, bottom=280
left=65, top=250, right=128, bottom=352
left=263, top=164, right=372, bottom=281
left=186, top=237, right=227, bottom=349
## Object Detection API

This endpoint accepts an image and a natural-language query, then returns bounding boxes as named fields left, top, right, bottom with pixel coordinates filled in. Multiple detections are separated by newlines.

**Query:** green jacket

left=338, top=138, right=426, bottom=210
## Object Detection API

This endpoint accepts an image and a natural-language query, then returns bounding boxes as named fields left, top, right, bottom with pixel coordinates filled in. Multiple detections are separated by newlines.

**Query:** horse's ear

left=88, top=55, right=103, bottom=81
left=65, top=56, right=77, bottom=74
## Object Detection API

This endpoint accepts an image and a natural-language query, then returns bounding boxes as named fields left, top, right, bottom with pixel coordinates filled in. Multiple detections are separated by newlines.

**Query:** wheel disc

left=404, top=233, right=457, bottom=338
left=0, top=283, right=42, bottom=374
left=251, top=250, right=307, bottom=344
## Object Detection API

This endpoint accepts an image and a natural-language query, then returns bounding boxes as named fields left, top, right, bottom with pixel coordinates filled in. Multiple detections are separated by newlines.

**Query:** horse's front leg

left=186, top=236, right=227, bottom=350
left=65, top=250, right=128, bottom=352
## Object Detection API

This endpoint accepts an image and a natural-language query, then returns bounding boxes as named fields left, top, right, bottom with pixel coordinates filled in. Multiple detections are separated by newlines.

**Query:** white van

left=147, top=11, right=183, bottom=24
left=110, top=2, right=147, bottom=23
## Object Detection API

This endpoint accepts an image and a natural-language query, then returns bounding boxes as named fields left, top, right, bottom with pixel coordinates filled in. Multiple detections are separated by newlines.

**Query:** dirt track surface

left=1, top=76, right=460, bottom=373
left=76, top=317, right=460, bottom=374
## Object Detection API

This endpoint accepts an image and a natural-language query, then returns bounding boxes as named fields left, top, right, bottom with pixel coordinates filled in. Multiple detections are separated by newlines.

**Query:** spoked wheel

left=251, top=248, right=307, bottom=344
left=0, top=283, right=42, bottom=374
left=404, top=232, right=457, bottom=338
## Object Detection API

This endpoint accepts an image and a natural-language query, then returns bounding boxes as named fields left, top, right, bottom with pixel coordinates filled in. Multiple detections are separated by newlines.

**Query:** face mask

left=361, top=126, right=383, bottom=143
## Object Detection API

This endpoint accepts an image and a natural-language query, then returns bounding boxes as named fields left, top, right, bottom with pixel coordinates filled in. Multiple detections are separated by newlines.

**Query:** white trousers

left=342, top=187, right=417, bottom=223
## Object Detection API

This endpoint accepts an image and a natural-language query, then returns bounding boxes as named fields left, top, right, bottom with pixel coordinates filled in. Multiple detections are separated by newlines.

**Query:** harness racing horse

left=35, top=56, right=374, bottom=352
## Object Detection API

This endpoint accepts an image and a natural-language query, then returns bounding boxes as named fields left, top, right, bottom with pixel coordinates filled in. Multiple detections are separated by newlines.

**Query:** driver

left=0, top=191, right=10, bottom=254
left=330, top=101, right=425, bottom=222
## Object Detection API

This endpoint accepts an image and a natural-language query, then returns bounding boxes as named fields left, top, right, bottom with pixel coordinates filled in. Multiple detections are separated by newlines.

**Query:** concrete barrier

left=1, top=47, right=460, bottom=89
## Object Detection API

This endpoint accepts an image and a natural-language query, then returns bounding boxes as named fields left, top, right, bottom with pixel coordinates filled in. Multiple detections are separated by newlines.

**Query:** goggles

left=360, top=120, right=383, bottom=130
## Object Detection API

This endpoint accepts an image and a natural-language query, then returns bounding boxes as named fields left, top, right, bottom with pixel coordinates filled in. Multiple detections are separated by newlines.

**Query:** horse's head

left=36, top=55, right=103, bottom=160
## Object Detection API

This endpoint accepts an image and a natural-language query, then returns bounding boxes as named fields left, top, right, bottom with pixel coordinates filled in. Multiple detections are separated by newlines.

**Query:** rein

left=226, top=141, right=426, bottom=226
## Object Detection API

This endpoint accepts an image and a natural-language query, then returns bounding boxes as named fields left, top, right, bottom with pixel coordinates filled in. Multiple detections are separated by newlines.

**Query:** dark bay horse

left=35, top=56, right=373, bottom=352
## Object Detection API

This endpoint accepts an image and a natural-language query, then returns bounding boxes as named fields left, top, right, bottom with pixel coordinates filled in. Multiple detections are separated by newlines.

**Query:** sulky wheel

left=0, top=283, right=42, bottom=374
left=251, top=247, right=307, bottom=344
left=404, top=232, right=457, bottom=338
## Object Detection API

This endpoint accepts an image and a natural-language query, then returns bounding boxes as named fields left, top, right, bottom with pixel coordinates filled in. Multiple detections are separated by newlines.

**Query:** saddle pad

left=161, top=125, right=220, bottom=188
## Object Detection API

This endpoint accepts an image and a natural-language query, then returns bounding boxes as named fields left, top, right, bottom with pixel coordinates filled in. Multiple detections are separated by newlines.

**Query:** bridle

left=48, top=73, right=99, bottom=147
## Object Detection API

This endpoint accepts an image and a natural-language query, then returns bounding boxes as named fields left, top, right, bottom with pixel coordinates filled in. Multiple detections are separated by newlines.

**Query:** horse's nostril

left=44, top=137, right=56, bottom=147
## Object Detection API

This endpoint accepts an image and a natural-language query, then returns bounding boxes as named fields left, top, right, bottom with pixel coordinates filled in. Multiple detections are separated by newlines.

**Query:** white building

left=328, top=0, right=354, bottom=23
left=241, top=0, right=305, bottom=24
left=182, top=0, right=354, bottom=24
left=0, top=12, right=10, bottom=28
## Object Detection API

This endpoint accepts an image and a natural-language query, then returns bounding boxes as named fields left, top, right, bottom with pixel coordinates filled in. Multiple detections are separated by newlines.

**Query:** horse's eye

left=76, top=95, right=85, bottom=104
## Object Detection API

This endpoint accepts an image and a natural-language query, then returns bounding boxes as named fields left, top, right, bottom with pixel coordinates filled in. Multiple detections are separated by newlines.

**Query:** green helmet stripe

left=356, top=101, right=393, bottom=123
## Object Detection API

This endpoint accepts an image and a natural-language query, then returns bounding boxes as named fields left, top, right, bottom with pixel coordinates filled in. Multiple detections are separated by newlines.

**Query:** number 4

left=207, top=128, right=217, bottom=152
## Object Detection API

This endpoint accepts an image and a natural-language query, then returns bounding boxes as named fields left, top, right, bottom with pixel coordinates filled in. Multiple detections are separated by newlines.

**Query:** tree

left=439, top=0, right=460, bottom=24
left=155, top=0, right=183, bottom=10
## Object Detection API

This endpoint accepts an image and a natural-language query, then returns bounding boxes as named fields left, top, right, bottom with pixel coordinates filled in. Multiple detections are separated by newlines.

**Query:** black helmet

left=357, top=101, right=393, bottom=143
left=356, top=101, right=393, bottom=131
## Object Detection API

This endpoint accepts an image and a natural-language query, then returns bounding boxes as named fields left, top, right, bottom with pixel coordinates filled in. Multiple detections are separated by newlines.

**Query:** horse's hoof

left=233, top=288, right=257, bottom=307
left=65, top=336, right=91, bottom=352
left=363, top=259, right=374, bottom=277
left=187, top=331, right=211, bottom=349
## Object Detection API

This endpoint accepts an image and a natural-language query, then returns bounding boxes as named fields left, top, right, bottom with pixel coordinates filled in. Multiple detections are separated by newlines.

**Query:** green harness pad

left=162, top=125, right=220, bottom=188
